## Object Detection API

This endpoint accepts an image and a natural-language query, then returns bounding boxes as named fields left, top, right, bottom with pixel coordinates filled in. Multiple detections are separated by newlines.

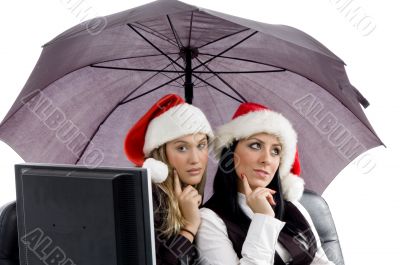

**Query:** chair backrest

left=0, top=201, right=19, bottom=265
left=1, top=191, right=345, bottom=265
left=300, top=190, right=345, bottom=265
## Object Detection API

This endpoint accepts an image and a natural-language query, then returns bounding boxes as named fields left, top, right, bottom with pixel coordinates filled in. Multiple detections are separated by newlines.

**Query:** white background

left=0, top=0, right=399, bottom=264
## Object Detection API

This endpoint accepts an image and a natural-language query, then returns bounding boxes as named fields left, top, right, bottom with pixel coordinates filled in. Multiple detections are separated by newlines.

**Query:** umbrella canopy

left=0, top=0, right=383, bottom=196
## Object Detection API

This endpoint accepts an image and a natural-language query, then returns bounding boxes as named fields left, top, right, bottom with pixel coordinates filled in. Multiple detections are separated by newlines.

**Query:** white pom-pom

left=142, top=158, right=169, bottom=183
left=280, top=173, right=305, bottom=201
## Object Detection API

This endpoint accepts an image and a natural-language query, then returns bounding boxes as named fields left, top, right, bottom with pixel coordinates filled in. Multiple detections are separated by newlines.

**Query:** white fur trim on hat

left=281, top=173, right=305, bottom=201
left=142, top=158, right=169, bottom=183
left=215, top=109, right=297, bottom=178
left=143, top=103, right=214, bottom=156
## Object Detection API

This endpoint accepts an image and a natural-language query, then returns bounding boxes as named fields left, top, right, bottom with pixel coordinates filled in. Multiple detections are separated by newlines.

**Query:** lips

left=254, top=169, right=270, bottom=178
left=187, top=168, right=202, bottom=176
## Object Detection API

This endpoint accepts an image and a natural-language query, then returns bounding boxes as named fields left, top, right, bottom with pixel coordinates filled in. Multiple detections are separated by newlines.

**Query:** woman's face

left=166, top=133, right=208, bottom=186
left=234, top=133, right=281, bottom=191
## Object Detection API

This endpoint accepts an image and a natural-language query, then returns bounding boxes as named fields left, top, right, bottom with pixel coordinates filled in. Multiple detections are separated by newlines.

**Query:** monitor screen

left=15, top=163, right=155, bottom=265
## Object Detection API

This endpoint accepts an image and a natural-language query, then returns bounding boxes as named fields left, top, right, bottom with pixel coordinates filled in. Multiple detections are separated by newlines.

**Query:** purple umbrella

left=0, top=0, right=383, bottom=196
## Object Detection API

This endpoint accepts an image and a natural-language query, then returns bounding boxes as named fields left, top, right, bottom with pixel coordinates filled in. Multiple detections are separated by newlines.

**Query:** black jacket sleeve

left=155, top=232, right=199, bottom=265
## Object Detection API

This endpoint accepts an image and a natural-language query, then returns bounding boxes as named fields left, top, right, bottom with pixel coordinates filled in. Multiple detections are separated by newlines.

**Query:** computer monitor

left=15, top=163, right=155, bottom=265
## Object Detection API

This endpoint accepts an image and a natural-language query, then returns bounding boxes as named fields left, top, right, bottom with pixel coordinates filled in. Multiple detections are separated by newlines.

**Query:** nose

left=259, top=149, right=272, bottom=165
left=188, top=149, right=201, bottom=164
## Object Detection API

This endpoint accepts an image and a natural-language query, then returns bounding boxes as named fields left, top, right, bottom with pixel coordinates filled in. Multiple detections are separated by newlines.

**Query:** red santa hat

left=215, top=102, right=304, bottom=201
left=124, top=94, right=214, bottom=183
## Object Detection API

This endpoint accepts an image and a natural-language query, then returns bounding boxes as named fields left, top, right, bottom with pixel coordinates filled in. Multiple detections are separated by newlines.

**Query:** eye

left=176, top=145, right=188, bottom=152
left=198, top=142, right=208, bottom=150
left=272, top=147, right=281, bottom=156
left=248, top=142, right=262, bottom=150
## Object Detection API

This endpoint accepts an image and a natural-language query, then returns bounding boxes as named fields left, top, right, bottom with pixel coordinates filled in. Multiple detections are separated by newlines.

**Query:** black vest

left=204, top=195, right=317, bottom=265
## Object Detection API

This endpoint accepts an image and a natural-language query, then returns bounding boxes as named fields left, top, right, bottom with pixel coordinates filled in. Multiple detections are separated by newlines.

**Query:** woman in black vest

left=196, top=102, right=335, bottom=264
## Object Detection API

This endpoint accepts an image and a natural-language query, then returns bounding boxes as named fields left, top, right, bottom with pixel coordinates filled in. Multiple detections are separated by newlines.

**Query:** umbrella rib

left=75, top=75, right=185, bottom=165
left=0, top=56, right=184, bottom=131
left=167, top=15, right=184, bottom=49
left=120, top=74, right=186, bottom=105
left=188, top=12, right=194, bottom=48
left=198, top=28, right=250, bottom=49
left=90, top=64, right=184, bottom=73
left=119, top=56, right=183, bottom=102
left=193, top=70, right=285, bottom=74
left=127, top=23, right=185, bottom=70
left=192, top=57, right=222, bottom=88
left=169, top=57, right=186, bottom=85
left=198, top=52, right=287, bottom=70
left=193, top=31, right=258, bottom=71
left=194, top=57, right=247, bottom=102
left=91, top=53, right=180, bottom=65
left=133, top=21, right=179, bottom=47
left=192, top=73, right=244, bottom=103
left=193, top=70, right=216, bottom=87
left=158, top=59, right=185, bottom=87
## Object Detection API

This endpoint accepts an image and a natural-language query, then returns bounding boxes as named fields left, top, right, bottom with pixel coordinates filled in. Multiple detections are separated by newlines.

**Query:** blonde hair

left=150, top=144, right=207, bottom=238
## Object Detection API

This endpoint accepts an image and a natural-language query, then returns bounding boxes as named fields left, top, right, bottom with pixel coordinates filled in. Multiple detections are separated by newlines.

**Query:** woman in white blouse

left=196, top=102, right=336, bottom=265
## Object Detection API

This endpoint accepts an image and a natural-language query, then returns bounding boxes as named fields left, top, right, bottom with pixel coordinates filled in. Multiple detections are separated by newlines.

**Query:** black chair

left=0, top=190, right=344, bottom=265
left=0, top=202, right=18, bottom=265
left=300, top=190, right=345, bottom=265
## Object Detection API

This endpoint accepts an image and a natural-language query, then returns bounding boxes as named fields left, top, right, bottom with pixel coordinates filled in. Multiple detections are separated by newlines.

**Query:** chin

left=181, top=174, right=203, bottom=186
left=250, top=178, right=271, bottom=189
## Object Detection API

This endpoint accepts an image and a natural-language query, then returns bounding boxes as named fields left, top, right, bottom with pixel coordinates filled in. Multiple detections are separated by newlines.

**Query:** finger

left=262, top=191, right=276, bottom=206
left=182, top=184, right=196, bottom=195
left=196, top=194, right=202, bottom=207
left=173, top=169, right=182, bottom=195
left=181, top=186, right=198, bottom=199
left=181, top=188, right=201, bottom=205
left=255, top=189, right=276, bottom=206
left=252, top=187, right=265, bottom=194
left=254, top=187, right=276, bottom=195
left=241, top=174, right=253, bottom=196
left=266, top=193, right=276, bottom=206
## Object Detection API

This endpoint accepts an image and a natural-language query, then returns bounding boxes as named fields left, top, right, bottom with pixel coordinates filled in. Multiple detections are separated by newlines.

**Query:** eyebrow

left=173, top=136, right=207, bottom=145
left=246, top=137, right=282, bottom=147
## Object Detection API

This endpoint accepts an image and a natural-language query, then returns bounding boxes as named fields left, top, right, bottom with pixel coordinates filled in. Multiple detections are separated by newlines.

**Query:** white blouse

left=195, top=193, right=336, bottom=265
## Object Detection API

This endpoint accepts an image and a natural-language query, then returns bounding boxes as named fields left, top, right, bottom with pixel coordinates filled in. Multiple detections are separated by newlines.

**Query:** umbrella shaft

left=184, top=48, right=193, bottom=104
